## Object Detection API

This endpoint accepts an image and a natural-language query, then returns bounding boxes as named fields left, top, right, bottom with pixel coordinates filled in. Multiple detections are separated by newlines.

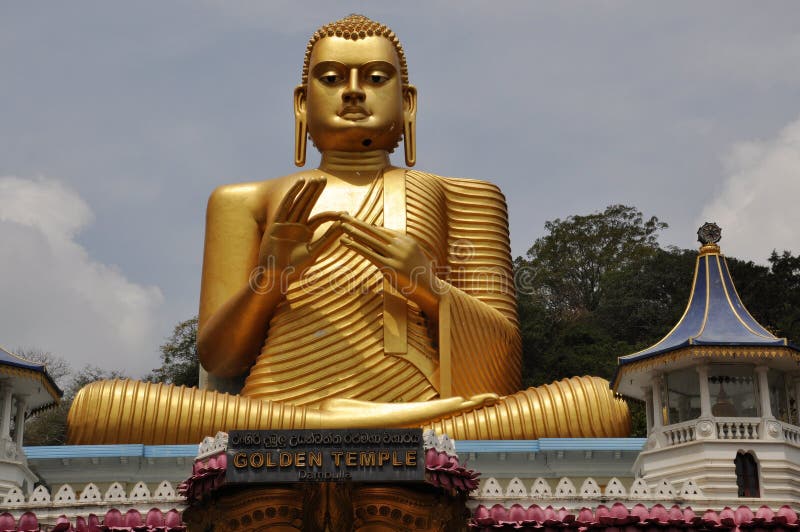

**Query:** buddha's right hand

left=316, top=394, right=500, bottom=428
left=257, top=177, right=343, bottom=286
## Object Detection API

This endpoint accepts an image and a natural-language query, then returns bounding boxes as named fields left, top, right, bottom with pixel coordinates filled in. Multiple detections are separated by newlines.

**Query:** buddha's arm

left=198, top=184, right=280, bottom=377
left=439, top=177, right=521, bottom=397
left=198, top=178, right=341, bottom=378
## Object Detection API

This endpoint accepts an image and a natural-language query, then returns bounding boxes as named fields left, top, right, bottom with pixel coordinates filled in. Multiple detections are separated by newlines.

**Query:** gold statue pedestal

left=180, top=430, right=477, bottom=532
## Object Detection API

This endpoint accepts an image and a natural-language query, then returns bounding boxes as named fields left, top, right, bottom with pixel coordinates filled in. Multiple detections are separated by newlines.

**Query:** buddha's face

left=296, top=35, right=415, bottom=153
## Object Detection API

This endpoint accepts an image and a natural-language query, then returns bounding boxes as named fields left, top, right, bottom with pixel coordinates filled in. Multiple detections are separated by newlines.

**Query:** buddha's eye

left=319, top=73, right=342, bottom=85
left=367, top=72, right=390, bottom=84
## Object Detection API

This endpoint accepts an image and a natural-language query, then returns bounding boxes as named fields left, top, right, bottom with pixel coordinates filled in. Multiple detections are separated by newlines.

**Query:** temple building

left=612, top=223, right=800, bottom=501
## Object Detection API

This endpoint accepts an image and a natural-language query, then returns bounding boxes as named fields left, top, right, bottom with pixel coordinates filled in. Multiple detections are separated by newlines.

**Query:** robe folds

left=240, top=170, right=521, bottom=405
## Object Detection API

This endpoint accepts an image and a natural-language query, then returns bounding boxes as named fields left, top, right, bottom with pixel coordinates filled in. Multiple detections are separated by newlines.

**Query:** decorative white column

left=0, top=383, right=13, bottom=440
left=642, top=387, right=653, bottom=434
left=755, top=365, right=772, bottom=418
left=652, top=376, right=664, bottom=430
left=795, top=378, right=800, bottom=425
left=13, top=395, right=27, bottom=448
left=697, top=364, right=712, bottom=418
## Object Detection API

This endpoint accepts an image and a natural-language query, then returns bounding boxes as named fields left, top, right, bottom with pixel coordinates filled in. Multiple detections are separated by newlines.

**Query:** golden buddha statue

left=67, top=15, right=629, bottom=445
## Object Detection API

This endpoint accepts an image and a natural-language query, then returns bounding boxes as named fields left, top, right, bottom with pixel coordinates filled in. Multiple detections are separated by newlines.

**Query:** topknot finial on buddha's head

left=697, top=222, right=722, bottom=255
left=302, top=14, right=409, bottom=86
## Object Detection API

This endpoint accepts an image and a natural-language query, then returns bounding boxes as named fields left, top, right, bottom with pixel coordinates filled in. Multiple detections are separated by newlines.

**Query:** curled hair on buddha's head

left=301, top=14, right=410, bottom=86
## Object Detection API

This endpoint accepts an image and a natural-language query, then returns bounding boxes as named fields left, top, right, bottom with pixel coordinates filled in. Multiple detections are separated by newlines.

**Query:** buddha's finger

left=274, top=179, right=305, bottom=222
left=341, top=237, right=392, bottom=268
left=307, top=221, right=343, bottom=260
left=340, top=214, right=392, bottom=241
left=285, top=178, right=318, bottom=223
left=307, top=211, right=345, bottom=231
left=370, top=224, right=400, bottom=239
left=291, top=177, right=326, bottom=223
left=342, top=223, right=392, bottom=255
left=464, top=393, right=500, bottom=409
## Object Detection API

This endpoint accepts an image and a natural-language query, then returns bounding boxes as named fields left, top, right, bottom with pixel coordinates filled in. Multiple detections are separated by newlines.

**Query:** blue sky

left=1, top=1, right=799, bottom=375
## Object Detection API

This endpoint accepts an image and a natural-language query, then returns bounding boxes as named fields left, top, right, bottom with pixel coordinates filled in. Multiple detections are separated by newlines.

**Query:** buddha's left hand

left=340, top=214, right=443, bottom=317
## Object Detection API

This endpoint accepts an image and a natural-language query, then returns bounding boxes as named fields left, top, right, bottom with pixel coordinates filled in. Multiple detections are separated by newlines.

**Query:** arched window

left=735, top=452, right=759, bottom=497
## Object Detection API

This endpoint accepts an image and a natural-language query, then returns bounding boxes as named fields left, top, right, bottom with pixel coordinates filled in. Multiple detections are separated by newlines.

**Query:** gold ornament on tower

left=67, top=15, right=629, bottom=444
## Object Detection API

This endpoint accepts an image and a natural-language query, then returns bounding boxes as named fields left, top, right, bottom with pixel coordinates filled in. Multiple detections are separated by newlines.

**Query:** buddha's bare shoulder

left=206, top=171, right=311, bottom=223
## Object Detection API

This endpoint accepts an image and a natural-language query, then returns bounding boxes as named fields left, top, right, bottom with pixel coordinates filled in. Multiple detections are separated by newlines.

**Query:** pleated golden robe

left=240, top=170, right=521, bottom=404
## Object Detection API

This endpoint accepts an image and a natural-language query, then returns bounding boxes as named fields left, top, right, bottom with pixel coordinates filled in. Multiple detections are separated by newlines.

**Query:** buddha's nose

left=343, top=68, right=365, bottom=104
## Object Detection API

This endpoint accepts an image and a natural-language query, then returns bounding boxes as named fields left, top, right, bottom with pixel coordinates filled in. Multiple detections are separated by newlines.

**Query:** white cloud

left=700, top=115, right=800, bottom=263
left=0, top=176, right=164, bottom=376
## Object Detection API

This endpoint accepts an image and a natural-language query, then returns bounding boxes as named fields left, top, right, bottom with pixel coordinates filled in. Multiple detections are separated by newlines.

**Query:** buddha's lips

left=339, top=107, right=370, bottom=120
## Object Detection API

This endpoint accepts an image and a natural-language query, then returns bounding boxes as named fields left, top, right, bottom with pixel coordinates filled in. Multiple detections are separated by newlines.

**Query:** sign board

left=226, top=429, right=424, bottom=483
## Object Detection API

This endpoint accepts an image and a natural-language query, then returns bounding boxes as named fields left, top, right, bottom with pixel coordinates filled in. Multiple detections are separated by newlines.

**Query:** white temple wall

left=634, top=440, right=800, bottom=503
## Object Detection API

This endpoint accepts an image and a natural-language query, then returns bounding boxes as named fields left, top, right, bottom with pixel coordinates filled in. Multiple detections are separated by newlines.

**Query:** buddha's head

left=294, top=15, right=417, bottom=167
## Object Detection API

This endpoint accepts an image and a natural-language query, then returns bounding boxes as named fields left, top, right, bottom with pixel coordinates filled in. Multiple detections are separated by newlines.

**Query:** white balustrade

left=716, top=418, right=760, bottom=440
left=783, top=423, right=800, bottom=445
left=663, top=421, right=696, bottom=445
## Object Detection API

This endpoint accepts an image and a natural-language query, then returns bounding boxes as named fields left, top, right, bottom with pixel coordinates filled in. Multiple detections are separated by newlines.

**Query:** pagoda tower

left=613, top=223, right=800, bottom=501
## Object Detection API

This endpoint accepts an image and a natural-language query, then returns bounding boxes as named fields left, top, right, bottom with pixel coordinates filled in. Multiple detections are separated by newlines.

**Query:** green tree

left=516, top=205, right=669, bottom=388
left=722, top=251, right=800, bottom=346
left=597, top=247, right=696, bottom=348
left=521, top=204, right=667, bottom=317
left=765, top=251, right=800, bottom=344
left=516, top=205, right=669, bottom=437
left=146, top=316, right=199, bottom=387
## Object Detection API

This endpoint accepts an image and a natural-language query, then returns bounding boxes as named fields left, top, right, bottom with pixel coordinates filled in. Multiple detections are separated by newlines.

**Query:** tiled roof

left=617, top=250, right=797, bottom=370
left=612, top=246, right=800, bottom=390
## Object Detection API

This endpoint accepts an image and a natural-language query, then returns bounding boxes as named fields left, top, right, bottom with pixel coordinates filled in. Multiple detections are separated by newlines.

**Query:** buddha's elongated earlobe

left=403, top=85, right=418, bottom=167
left=294, top=118, right=307, bottom=168
left=404, top=118, right=416, bottom=167
left=294, top=86, right=308, bottom=167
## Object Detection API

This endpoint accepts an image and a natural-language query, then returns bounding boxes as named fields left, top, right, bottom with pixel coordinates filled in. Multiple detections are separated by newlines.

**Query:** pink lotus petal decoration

left=17, top=512, right=39, bottom=532
left=470, top=503, right=800, bottom=530
left=0, top=513, right=15, bottom=532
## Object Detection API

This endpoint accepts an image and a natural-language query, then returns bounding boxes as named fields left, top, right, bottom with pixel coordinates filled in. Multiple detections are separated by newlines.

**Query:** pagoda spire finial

left=697, top=222, right=722, bottom=255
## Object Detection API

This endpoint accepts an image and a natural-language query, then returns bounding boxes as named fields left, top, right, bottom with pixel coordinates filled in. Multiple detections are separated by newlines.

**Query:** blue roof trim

left=144, top=445, right=197, bottom=457
left=24, top=444, right=196, bottom=459
left=455, top=438, right=645, bottom=453
left=25, top=439, right=647, bottom=459
left=618, top=253, right=793, bottom=367
left=538, top=438, right=646, bottom=450
left=456, top=440, right=540, bottom=452
left=23, top=444, right=146, bottom=459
